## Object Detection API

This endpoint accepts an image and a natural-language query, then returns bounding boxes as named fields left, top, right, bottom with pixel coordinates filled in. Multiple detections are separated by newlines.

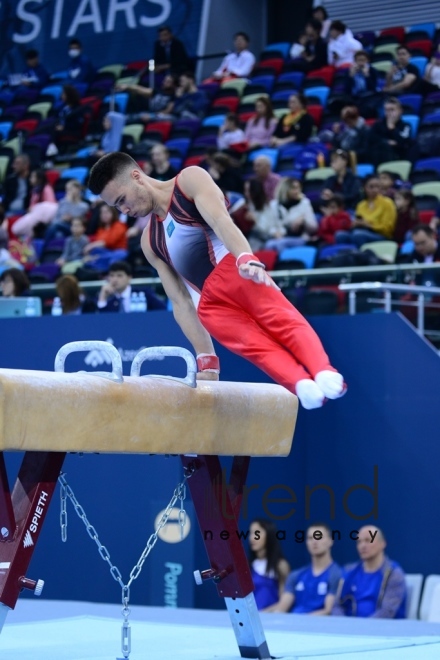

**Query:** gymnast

left=88, top=153, right=346, bottom=409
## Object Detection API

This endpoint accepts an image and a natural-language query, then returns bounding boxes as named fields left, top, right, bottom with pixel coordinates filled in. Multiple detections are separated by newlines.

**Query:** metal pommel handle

left=54, top=341, right=123, bottom=382
left=130, top=346, right=197, bottom=388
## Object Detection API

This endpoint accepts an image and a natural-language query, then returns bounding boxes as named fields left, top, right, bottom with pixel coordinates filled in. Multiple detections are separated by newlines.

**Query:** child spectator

left=217, top=113, right=246, bottom=151
left=316, top=194, right=352, bottom=244
left=393, top=190, right=419, bottom=244
left=56, top=217, right=89, bottom=274
left=248, top=518, right=290, bottom=611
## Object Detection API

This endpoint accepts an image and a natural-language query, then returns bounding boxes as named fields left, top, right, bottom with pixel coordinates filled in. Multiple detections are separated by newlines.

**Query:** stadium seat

left=410, top=56, right=428, bottom=76
left=356, top=164, right=375, bottom=178
left=402, top=114, right=420, bottom=138
left=143, top=120, right=172, bottom=141
left=60, top=167, right=89, bottom=184
left=413, top=182, right=440, bottom=201
left=373, top=43, right=398, bottom=57
left=262, top=42, right=291, bottom=59
left=277, top=72, right=304, bottom=89
left=379, top=26, right=405, bottom=42
left=14, top=119, right=39, bottom=134
left=122, top=124, right=144, bottom=143
left=305, top=105, right=323, bottom=127
left=0, top=155, right=10, bottom=182
left=202, top=115, right=226, bottom=127
left=407, top=22, right=436, bottom=40
left=360, top=241, right=399, bottom=263
left=241, top=93, right=269, bottom=105
left=303, top=86, right=330, bottom=107
left=254, top=58, right=283, bottom=76
left=247, top=148, right=279, bottom=170
left=40, top=85, right=64, bottom=101
left=271, top=90, right=295, bottom=103
left=27, top=102, right=52, bottom=119
left=305, top=167, right=334, bottom=181
left=413, top=158, right=440, bottom=176
left=306, top=67, right=335, bottom=88
left=211, top=97, right=240, bottom=112
left=378, top=160, right=412, bottom=181
left=419, top=210, right=436, bottom=224
left=372, top=61, right=392, bottom=75
left=103, top=92, right=129, bottom=114
left=279, top=246, right=317, bottom=269
left=165, top=138, right=191, bottom=158
left=220, top=78, right=249, bottom=95
left=0, top=122, right=13, bottom=140
left=399, top=94, right=423, bottom=115
left=400, top=240, right=414, bottom=255
left=407, top=39, right=433, bottom=58
left=247, top=75, right=275, bottom=93
left=421, top=112, right=440, bottom=126
left=98, top=63, right=124, bottom=79
left=318, top=244, right=356, bottom=261
left=405, top=574, right=424, bottom=620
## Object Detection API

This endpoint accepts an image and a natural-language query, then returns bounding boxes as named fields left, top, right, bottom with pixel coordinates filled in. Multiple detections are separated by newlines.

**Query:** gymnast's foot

left=315, top=370, right=347, bottom=400
left=295, top=379, right=325, bottom=410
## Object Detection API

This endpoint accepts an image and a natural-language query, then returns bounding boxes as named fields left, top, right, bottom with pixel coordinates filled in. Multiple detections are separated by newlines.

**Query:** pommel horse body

left=0, top=342, right=298, bottom=659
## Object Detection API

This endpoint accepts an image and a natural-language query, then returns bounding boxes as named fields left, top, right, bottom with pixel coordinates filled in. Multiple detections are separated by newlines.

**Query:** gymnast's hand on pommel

left=196, top=371, right=219, bottom=381
left=236, top=253, right=280, bottom=290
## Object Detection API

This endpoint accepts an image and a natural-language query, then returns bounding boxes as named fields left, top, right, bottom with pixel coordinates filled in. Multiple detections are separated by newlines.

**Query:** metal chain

left=58, top=465, right=194, bottom=659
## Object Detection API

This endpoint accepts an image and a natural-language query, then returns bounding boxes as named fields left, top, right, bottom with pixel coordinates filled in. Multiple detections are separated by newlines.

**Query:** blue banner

left=0, top=0, right=204, bottom=76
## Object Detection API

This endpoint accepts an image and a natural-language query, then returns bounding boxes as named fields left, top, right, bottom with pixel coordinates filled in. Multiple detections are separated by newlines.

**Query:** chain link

left=58, top=465, right=194, bottom=658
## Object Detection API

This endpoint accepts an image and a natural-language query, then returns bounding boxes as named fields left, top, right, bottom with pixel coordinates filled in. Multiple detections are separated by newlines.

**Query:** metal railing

left=339, top=282, right=440, bottom=337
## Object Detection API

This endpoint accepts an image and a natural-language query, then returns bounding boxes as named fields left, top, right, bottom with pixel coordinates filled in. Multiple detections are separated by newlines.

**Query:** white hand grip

left=130, top=346, right=197, bottom=388
left=54, top=341, right=123, bottom=383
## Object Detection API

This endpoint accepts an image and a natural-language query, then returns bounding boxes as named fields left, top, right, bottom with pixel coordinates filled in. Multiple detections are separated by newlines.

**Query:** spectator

left=248, top=518, right=291, bottom=611
left=149, top=144, right=177, bottom=181
left=315, top=194, right=352, bottom=244
left=56, top=217, right=89, bottom=274
left=208, top=152, right=244, bottom=194
left=52, top=84, right=86, bottom=153
left=43, top=179, right=89, bottom=244
left=172, top=71, right=208, bottom=120
left=327, top=21, right=362, bottom=67
left=321, top=150, right=362, bottom=210
left=217, top=113, right=247, bottom=151
left=326, top=106, right=370, bottom=163
left=421, top=43, right=440, bottom=94
left=67, top=38, right=95, bottom=84
left=252, top=155, right=282, bottom=200
left=244, top=97, right=277, bottom=149
left=153, top=25, right=190, bottom=76
left=120, top=73, right=177, bottom=119
left=231, top=179, right=283, bottom=250
left=2, top=154, right=31, bottom=217
left=332, top=526, right=406, bottom=618
left=378, top=171, right=398, bottom=199
left=393, top=190, right=419, bottom=243
left=265, top=177, right=318, bottom=251
left=344, top=51, right=380, bottom=118
left=0, top=268, right=30, bottom=297
left=55, top=274, right=96, bottom=315
left=19, top=49, right=49, bottom=90
left=97, top=260, right=166, bottom=312
left=11, top=169, right=57, bottom=238
left=312, top=6, right=332, bottom=39
left=429, top=206, right=440, bottom=235
left=0, top=225, right=22, bottom=273
left=84, top=203, right=127, bottom=271
left=383, top=46, right=420, bottom=95
left=99, top=112, right=126, bottom=155
left=399, top=225, right=440, bottom=288
left=211, top=32, right=256, bottom=81
left=289, top=19, right=328, bottom=72
left=367, top=97, right=414, bottom=166
left=271, top=93, right=314, bottom=147
left=335, top=175, right=397, bottom=247
left=267, top=523, right=342, bottom=615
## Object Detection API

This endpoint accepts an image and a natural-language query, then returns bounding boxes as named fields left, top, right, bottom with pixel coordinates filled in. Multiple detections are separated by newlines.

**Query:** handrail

left=27, top=262, right=440, bottom=293
left=339, top=281, right=440, bottom=336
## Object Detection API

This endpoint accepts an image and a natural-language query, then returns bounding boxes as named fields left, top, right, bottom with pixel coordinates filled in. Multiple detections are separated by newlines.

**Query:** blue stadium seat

left=409, top=56, right=428, bottom=76
left=400, top=240, right=414, bottom=255
left=60, top=167, right=89, bottom=184
left=263, top=42, right=291, bottom=59
left=165, top=138, right=191, bottom=158
left=202, top=115, right=226, bottom=127
left=399, top=94, right=422, bottom=114
left=0, top=122, right=13, bottom=140
left=278, top=144, right=305, bottom=161
left=271, top=90, right=295, bottom=102
left=413, top=158, right=440, bottom=176
left=402, top=114, right=420, bottom=137
left=103, top=92, right=129, bottom=113
left=247, top=148, right=279, bottom=170
left=40, top=85, right=64, bottom=101
left=318, top=244, right=356, bottom=261
left=248, top=75, right=275, bottom=93
left=407, top=22, right=436, bottom=39
left=277, top=72, right=305, bottom=89
left=169, top=157, right=183, bottom=171
left=421, top=112, right=440, bottom=126
left=303, top=86, right=330, bottom=107
left=278, top=246, right=317, bottom=269
left=356, top=164, right=375, bottom=178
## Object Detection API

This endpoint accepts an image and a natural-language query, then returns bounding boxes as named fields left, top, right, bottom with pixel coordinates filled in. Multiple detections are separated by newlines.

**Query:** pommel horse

left=0, top=341, right=298, bottom=659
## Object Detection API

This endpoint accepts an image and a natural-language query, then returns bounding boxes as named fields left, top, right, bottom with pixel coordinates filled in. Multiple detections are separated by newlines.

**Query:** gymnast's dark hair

left=248, top=518, right=286, bottom=579
left=88, top=152, right=139, bottom=195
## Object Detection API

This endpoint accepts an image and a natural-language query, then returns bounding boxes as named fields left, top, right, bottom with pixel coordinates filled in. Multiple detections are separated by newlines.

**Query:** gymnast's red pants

left=197, top=254, right=334, bottom=393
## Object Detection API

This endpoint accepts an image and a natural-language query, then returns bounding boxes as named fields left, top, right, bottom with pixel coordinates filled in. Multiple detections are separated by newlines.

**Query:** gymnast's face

left=102, top=169, right=154, bottom=219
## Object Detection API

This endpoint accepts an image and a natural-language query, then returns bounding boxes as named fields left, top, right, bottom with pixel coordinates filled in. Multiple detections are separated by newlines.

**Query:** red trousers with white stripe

left=197, top=254, right=335, bottom=393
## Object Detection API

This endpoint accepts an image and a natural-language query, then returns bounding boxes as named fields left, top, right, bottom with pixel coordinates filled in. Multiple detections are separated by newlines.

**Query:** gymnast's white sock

left=295, top=379, right=325, bottom=410
left=315, top=371, right=346, bottom=400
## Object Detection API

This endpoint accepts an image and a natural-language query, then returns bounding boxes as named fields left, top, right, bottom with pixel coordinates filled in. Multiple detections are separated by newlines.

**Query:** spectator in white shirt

left=212, top=32, right=256, bottom=80
left=217, top=113, right=246, bottom=151
left=327, top=21, right=362, bottom=67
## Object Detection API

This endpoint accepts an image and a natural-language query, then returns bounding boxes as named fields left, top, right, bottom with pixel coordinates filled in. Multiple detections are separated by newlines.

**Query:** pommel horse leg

left=181, top=454, right=271, bottom=660
left=0, top=451, right=66, bottom=632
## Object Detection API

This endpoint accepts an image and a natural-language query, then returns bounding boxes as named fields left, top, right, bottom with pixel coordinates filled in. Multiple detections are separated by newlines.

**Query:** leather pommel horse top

left=0, top=369, right=298, bottom=456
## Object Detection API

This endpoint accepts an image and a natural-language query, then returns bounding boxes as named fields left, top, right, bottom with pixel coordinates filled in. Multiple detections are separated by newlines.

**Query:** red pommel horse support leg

left=0, top=341, right=298, bottom=659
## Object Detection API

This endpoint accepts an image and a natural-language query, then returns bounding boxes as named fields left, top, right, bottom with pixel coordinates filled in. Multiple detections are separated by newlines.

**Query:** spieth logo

left=23, top=530, right=34, bottom=548
left=84, top=338, right=147, bottom=367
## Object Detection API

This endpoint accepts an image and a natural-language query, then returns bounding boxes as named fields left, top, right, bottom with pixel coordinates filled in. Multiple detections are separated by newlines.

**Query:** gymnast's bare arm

left=179, top=167, right=279, bottom=290
left=141, top=227, right=218, bottom=380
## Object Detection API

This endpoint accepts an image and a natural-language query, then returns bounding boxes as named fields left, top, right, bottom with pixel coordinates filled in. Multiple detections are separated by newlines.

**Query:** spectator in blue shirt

left=21, top=49, right=50, bottom=90
left=67, top=38, right=95, bottom=85
left=172, top=71, right=207, bottom=120
left=332, top=526, right=407, bottom=618
left=266, top=523, right=342, bottom=615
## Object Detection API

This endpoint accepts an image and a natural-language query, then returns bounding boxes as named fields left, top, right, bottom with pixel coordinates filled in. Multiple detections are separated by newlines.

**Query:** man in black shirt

left=383, top=45, right=420, bottom=95
left=153, top=25, right=190, bottom=76
left=289, top=19, right=328, bottom=72
left=367, top=97, right=415, bottom=165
